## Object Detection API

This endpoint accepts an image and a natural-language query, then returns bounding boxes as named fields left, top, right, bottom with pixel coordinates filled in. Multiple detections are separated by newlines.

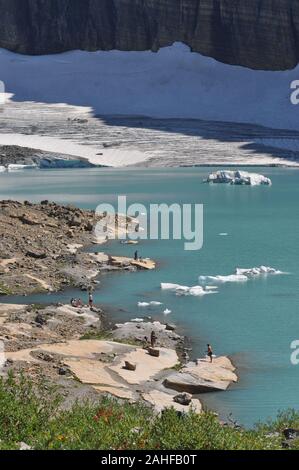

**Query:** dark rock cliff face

left=0, top=0, right=298, bottom=70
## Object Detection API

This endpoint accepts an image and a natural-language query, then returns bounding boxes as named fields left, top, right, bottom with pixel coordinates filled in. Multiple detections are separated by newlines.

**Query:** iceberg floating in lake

left=138, top=301, right=163, bottom=307
left=163, top=309, right=172, bottom=315
left=199, top=266, right=287, bottom=284
left=235, top=266, right=285, bottom=277
left=206, top=170, right=272, bottom=186
left=199, top=274, right=248, bottom=284
left=7, top=163, right=38, bottom=171
left=161, top=283, right=218, bottom=297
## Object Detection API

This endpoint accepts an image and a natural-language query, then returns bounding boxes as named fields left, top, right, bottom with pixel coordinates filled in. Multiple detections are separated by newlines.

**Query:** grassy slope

left=0, top=374, right=298, bottom=450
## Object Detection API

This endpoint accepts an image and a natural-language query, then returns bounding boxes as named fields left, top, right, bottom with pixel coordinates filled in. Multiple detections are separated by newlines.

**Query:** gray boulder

left=173, top=393, right=192, bottom=406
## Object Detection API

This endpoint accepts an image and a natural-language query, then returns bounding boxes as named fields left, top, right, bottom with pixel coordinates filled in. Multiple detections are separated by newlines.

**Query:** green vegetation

left=0, top=373, right=298, bottom=450
left=26, top=304, right=47, bottom=312
left=0, top=283, right=13, bottom=295
left=80, top=331, right=113, bottom=341
left=80, top=331, right=141, bottom=346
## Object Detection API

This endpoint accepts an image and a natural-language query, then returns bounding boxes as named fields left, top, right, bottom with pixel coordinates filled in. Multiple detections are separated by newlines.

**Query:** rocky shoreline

left=0, top=199, right=237, bottom=416
left=0, top=199, right=153, bottom=296
left=0, top=302, right=237, bottom=415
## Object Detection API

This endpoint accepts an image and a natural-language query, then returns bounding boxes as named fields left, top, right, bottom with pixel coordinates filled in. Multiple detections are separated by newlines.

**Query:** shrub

left=0, top=374, right=293, bottom=450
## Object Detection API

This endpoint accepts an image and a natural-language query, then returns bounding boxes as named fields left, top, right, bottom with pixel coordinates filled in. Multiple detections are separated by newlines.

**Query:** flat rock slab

left=131, top=259, right=156, bottom=270
left=93, top=385, right=135, bottom=400
left=5, top=340, right=134, bottom=363
left=110, top=256, right=156, bottom=271
left=42, top=340, right=134, bottom=359
left=184, top=357, right=237, bottom=383
left=164, top=357, right=237, bottom=394
left=56, top=305, right=100, bottom=325
left=142, top=390, right=202, bottom=414
left=64, top=358, right=135, bottom=401
left=64, top=358, right=123, bottom=386
left=109, top=347, right=178, bottom=385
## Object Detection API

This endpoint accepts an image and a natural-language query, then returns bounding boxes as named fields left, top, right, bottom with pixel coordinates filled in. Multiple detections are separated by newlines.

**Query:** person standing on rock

left=207, top=344, right=213, bottom=363
left=134, top=251, right=138, bottom=261
left=151, top=330, right=157, bottom=348
left=88, top=291, right=94, bottom=309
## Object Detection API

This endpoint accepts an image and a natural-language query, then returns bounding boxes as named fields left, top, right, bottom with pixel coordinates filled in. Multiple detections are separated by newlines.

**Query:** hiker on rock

left=151, top=330, right=157, bottom=348
left=207, top=344, right=213, bottom=363
left=88, top=291, right=94, bottom=309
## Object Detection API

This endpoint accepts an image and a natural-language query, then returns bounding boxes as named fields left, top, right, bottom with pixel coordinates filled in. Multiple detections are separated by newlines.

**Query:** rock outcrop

left=1, top=303, right=238, bottom=415
left=164, top=357, right=237, bottom=393
left=0, top=0, right=298, bottom=70
left=0, top=200, right=137, bottom=295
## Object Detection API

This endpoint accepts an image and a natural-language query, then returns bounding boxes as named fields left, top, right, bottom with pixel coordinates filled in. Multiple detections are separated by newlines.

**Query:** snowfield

left=0, top=42, right=299, bottom=130
left=1, top=42, right=299, bottom=166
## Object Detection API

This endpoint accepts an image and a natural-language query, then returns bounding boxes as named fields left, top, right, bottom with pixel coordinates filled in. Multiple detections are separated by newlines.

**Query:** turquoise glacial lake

left=1, top=166, right=299, bottom=427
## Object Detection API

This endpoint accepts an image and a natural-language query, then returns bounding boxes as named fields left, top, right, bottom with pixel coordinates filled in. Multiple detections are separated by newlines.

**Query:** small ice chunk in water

left=138, top=301, right=163, bottom=307
left=199, top=266, right=287, bottom=284
left=161, top=283, right=217, bottom=296
left=199, top=274, right=248, bottom=283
